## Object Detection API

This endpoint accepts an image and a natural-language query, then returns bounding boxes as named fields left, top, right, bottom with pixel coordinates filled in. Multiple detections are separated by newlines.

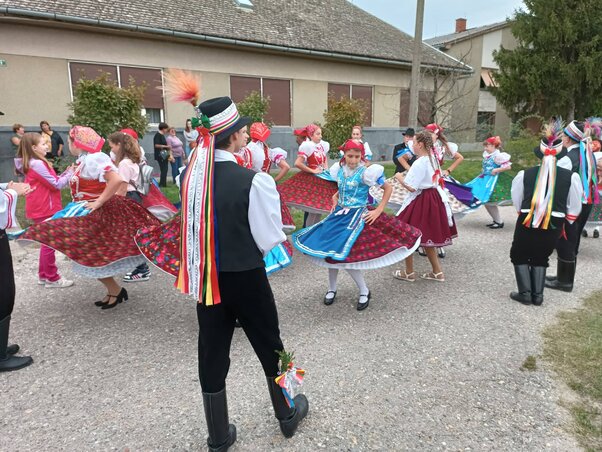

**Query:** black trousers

left=0, top=231, right=15, bottom=319
left=157, top=159, right=169, bottom=187
left=510, top=214, right=563, bottom=267
left=556, top=204, right=593, bottom=261
left=196, top=267, right=284, bottom=393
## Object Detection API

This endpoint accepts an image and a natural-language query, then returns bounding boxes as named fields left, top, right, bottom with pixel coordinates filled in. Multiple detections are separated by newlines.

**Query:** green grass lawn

left=543, top=291, right=602, bottom=451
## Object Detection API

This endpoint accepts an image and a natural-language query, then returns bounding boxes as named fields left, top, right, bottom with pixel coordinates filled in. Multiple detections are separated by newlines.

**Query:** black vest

left=214, top=161, right=265, bottom=272
left=564, top=146, right=580, bottom=173
left=521, top=166, right=572, bottom=214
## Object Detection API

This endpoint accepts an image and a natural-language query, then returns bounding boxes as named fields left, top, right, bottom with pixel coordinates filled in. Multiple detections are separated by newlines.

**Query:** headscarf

left=69, top=126, right=105, bottom=153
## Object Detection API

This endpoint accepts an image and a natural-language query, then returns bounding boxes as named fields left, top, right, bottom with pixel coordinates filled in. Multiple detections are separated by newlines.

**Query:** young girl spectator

left=166, top=127, right=185, bottom=183
left=293, top=139, right=421, bottom=311
left=183, top=119, right=199, bottom=159
left=17, top=132, right=74, bottom=288
left=464, top=136, right=512, bottom=229
left=394, top=131, right=458, bottom=282
left=277, top=124, right=337, bottom=227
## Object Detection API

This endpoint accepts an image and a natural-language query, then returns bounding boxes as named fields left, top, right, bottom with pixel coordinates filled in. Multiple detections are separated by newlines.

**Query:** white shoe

left=38, top=278, right=47, bottom=285
left=45, top=278, right=74, bottom=288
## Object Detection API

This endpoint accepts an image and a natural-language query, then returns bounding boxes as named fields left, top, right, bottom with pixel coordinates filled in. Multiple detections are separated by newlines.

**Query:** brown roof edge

left=0, top=7, right=473, bottom=74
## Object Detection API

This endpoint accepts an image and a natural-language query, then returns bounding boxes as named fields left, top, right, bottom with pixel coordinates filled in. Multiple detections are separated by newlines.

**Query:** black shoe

left=266, top=377, right=309, bottom=438
left=488, top=221, right=504, bottom=229
left=510, top=264, right=532, bottom=305
left=7, top=344, right=19, bottom=355
left=485, top=222, right=496, bottom=227
left=437, top=248, right=446, bottom=258
left=323, top=291, right=337, bottom=306
left=0, top=316, right=33, bottom=373
left=594, top=229, right=600, bottom=239
left=101, top=288, right=128, bottom=309
left=202, top=388, right=237, bottom=452
left=357, top=291, right=371, bottom=311
left=582, top=229, right=588, bottom=238
left=94, top=294, right=110, bottom=307
left=530, top=266, right=546, bottom=306
left=545, top=259, right=575, bottom=292
left=417, top=247, right=426, bottom=256
left=234, top=319, right=242, bottom=328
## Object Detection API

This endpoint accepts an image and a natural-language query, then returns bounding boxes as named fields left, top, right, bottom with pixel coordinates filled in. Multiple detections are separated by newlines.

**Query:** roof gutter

left=0, top=7, right=472, bottom=74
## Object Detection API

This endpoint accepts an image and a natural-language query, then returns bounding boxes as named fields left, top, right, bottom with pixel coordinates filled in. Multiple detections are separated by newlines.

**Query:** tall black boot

left=545, top=259, right=575, bottom=292
left=530, top=267, right=546, bottom=306
left=202, top=388, right=236, bottom=452
left=510, top=265, right=532, bottom=305
left=266, top=377, right=309, bottom=438
left=0, top=316, right=33, bottom=372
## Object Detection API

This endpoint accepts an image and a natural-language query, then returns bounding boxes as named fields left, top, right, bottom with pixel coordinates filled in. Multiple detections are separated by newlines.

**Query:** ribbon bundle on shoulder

left=177, top=128, right=221, bottom=305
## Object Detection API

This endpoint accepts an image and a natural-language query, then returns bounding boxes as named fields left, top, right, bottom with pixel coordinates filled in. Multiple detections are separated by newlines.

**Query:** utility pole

left=408, top=0, right=425, bottom=129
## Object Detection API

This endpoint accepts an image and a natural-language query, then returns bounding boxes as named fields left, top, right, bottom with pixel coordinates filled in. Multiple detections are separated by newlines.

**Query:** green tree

left=237, top=91, right=272, bottom=125
left=322, top=97, right=365, bottom=158
left=68, top=73, right=148, bottom=145
left=493, top=0, right=602, bottom=121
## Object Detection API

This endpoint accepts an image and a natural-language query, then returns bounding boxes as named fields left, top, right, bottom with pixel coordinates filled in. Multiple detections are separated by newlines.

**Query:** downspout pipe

left=0, top=7, right=473, bottom=74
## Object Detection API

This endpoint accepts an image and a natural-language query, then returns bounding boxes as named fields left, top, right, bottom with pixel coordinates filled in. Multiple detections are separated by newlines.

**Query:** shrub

left=322, top=97, right=365, bottom=158
left=67, top=73, right=148, bottom=148
left=237, top=91, right=272, bottom=125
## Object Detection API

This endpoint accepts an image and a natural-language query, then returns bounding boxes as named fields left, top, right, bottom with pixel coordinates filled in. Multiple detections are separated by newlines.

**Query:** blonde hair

left=17, top=132, right=47, bottom=173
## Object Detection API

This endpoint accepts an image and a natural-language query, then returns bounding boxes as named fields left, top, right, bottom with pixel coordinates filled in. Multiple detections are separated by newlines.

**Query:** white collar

left=567, top=144, right=580, bottom=151
left=214, top=149, right=237, bottom=163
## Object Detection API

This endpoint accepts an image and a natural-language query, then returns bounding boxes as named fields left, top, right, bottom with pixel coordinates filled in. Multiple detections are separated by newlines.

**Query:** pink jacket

left=18, top=159, right=73, bottom=220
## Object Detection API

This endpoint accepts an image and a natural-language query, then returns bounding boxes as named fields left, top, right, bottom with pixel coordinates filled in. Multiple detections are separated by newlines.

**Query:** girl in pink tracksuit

left=16, top=132, right=75, bottom=288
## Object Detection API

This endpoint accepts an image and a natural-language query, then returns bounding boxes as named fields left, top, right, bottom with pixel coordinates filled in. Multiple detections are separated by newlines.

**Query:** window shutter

left=263, top=78, right=291, bottom=126
left=119, top=67, right=164, bottom=109
left=230, top=76, right=261, bottom=103
left=352, top=85, right=373, bottom=127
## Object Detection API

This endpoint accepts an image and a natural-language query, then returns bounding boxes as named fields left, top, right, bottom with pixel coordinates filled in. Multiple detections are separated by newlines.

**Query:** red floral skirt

left=20, top=196, right=160, bottom=268
left=397, top=188, right=458, bottom=247
left=135, top=214, right=294, bottom=276
left=278, top=172, right=338, bottom=214
left=323, top=210, right=421, bottom=268
left=280, top=201, right=296, bottom=232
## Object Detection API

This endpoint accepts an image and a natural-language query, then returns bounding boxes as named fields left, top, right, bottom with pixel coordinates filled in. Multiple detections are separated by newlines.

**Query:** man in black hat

left=509, top=130, right=582, bottom=305
left=184, top=97, right=308, bottom=451
left=546, top=120, right=595, bottom=292
left=392, top=127, right=416, bottom=174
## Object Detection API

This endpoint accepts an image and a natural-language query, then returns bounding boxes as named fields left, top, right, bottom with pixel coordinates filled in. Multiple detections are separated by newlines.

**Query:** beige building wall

left=291, top=80, right=328, bottom=126
left=0, top=54, right=72, bottom=126
left=0, top=22, right=446, bottom=130
left=373, top=86, right=402, bottom=127
left=445, top=37, right=483, bottom=142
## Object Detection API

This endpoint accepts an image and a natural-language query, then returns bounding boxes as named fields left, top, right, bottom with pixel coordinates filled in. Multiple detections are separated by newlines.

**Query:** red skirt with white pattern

left=277, top=172, right=338, bottom=214
left=134, top=214, right=294, bottom=277
left=397, top=188, right=458, bottom=247
left=19, top=196, right=160, bottom=269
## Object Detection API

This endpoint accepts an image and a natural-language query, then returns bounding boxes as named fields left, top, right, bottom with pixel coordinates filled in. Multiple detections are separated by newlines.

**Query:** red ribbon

left=544, top=148, right=557, bottom=156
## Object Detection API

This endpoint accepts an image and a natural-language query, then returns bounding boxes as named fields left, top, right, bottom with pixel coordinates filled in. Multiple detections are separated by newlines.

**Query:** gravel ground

left=2, top=206, right=599, bottom=451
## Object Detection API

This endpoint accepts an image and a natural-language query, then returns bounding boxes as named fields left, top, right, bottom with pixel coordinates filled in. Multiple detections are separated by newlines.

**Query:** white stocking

left=328, top=268, right=339, bottom=292
left=485, top=204, right=502, bottom=223
left=345, top=269, right=369, bottom=295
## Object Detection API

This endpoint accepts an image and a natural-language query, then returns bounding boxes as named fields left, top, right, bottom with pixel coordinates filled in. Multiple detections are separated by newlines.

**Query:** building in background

left=0, top=0, right=470, bottom=180
left=426, top=18, right=517, bottom=142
